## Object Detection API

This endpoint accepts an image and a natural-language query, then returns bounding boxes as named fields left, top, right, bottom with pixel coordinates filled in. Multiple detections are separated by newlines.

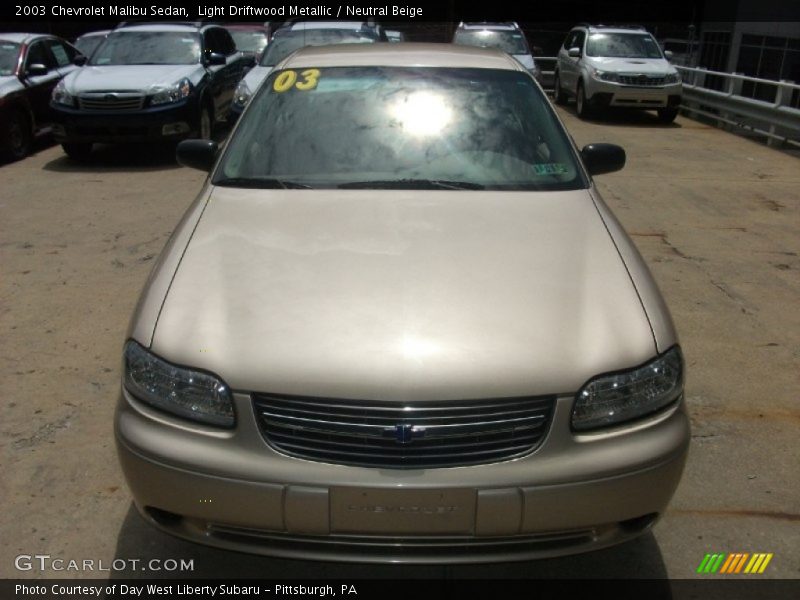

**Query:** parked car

left=0, top=33, right=82, bottom=161
left=271, top=19, right=388, bottom=42
left=73, top=29, right=111, bottom=59
left=117, top=43, right=689, bottom=563
left=223, top=24, right=269, bottom=67
left=453, top=22, right=541, bottom=84
left=554, top=24, right=682, bottom=122
left=50, top=22, right=249, bottom=159
left=228, top=26, right=379, bottom=121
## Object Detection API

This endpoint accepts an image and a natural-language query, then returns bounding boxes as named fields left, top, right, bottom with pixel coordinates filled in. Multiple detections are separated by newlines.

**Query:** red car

left=0, top=33, right=83, bottom=161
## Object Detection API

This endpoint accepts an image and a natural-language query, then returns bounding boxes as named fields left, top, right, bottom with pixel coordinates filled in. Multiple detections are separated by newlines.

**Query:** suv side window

left=46, top=39, right=76, bottom=67
left=203, top=29, right=221, bottom=58
left=573, top=31, right=586, bottom=52
left=563, top=31, right=576, bottom=50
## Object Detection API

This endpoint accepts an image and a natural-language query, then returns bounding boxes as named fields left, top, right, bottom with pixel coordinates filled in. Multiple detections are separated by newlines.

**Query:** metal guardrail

left=675, top=66, right=800, bottom=148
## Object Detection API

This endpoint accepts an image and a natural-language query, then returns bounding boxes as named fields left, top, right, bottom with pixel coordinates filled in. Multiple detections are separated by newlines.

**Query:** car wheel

left=2, top=110, right=33, bottom=162
left=198, top=105, right=213, bottom=140
left=657, top=107, right=679, bottom=124
left=62, top=142, right=93, bottom=160
left=553, top=72, right=566, bottom=105
left=576, top=81, right=593, bottom=119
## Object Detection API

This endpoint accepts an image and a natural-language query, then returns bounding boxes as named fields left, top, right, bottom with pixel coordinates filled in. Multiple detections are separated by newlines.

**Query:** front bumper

left=51, top=99, right=200, bottom=144
left=115, top=388, right=690, bottom=563
left=585, top=79, right=682, bottom=109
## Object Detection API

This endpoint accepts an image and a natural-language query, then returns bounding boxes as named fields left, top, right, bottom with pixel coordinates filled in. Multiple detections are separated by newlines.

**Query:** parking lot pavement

left=1, top=110, right=798, bottom=579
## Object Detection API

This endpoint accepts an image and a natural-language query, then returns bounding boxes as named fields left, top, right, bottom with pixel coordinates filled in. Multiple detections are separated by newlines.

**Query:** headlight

left=593, top=69, right=619, bottom=83
left=233, top=80, right=251, bottom=108
left=150, top=78, right=192, bottom=106
left=572, top=346, right=683, bottom=431
left=123, top=340, right=234, bottom=427
left=52, top=80, right=75, bottom=106
left=664, top=72, right=681, bottom=84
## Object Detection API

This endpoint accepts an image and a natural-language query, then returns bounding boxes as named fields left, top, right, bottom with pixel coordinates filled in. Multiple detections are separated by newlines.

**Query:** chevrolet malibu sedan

left=116, top=44, right=689, bottom=563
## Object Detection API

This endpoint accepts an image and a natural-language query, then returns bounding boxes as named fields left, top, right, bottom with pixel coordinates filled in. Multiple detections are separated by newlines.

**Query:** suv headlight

left=123, top=340, right=235, bottom=427
left=233, top=80, right=252, bottom=108
left=572, top=346, right=683, bottom=431
left=150, top=78, right=192, bottom=106
left=593, top=69, right=619, bottom=83
left=52, top=80, right=75, bottom=107
left=665, top=72, right=681, bottom=84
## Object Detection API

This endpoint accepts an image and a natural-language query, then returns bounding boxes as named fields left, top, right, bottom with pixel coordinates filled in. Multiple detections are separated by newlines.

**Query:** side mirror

left=176, top=139, right=219, bottom=172
left=664, top=50, right=674, bottom=60
left=205, top=52, right=226, bottom=66
left=26, top=63, right=49, bottom=77
left=74, top=55, right=88, bottom=66
left=581, top=143, right=626, bottom=176
left=568, top=47, right=581, bottom=58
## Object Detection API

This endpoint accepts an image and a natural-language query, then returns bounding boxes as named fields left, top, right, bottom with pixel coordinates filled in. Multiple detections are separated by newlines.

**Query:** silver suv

left=554, top=24, right=682, bottom=122
left=453, top=22, right=541, bottom=84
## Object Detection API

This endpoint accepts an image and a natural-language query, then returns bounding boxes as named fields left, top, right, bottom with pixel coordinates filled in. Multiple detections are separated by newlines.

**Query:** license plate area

left=330, top=487, right=476, bottom=535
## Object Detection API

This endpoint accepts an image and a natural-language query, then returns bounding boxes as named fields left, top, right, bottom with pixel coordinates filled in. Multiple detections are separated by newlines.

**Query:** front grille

left=618, top=75, right=666, bottom=87
left=252, top=393, right=555, bottom=469
left=78, top=92, right=145, bottom=111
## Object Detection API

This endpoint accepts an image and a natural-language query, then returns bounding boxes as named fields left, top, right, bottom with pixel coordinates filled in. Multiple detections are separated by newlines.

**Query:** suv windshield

left=260, top=30, right=377, bottom=66
left=586, top=33, right=663, bottom=59
left=453, top=30, right=529, bottom=55
left=229, top=30, right=268, bottom=54
left=216, top=67, right=584, bottom=190
left=90, top=31, right=201, bottom=66
left=0, top=41, right=20, bottom=76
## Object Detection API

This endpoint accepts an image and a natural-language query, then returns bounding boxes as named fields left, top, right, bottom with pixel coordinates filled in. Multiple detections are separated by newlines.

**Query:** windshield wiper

left=338, top=179, right=484, bottom=190
left=214, top=177, right=312, bottom=189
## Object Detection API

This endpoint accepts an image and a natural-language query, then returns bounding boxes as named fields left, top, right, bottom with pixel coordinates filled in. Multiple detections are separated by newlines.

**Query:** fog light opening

left=146, top=506, right=183, bottom=526
left=619, top=512, right=659, bottom=533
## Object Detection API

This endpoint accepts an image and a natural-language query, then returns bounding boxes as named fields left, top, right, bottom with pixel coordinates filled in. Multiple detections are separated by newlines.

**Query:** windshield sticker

left=272, top=69, right=321, bottom=93
left=533, top=163, right=569, bottom=175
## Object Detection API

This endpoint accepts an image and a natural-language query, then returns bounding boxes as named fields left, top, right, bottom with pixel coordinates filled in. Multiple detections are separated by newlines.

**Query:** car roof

left=280, top=43, right=525, bottom=71
left=77, top=30, right=111, bottom=39
left=457, top=22, right=520, bottom=31
left=0, top=32, right=53, bottom=44
left=115, top=23, right=206, bottom=33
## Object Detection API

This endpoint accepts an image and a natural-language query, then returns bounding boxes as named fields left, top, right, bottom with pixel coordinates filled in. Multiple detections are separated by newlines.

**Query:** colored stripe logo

left=697, top=553, right=773, bottom=574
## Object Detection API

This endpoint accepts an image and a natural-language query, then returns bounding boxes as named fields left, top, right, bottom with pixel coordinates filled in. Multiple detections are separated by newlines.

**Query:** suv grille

left=253, top=393, right=555, bottom=469
left=618, top=75, right=666, bottom=87
left=78, top=92, right=145, bottom=111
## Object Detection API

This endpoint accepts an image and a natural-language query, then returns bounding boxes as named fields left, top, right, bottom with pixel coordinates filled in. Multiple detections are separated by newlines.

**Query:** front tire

left=62, top=142, right=93, bottom=160
left=657, top=107, right=679, bottom=124
left=2, top=110, right=33, bottom=162
left=576, top=80, right=593, bottom=119
left=553, top=72, right=566, bottom=105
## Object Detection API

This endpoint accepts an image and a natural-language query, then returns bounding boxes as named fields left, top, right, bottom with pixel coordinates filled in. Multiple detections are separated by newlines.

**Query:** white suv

left=554, top=24, right=682, bottom=122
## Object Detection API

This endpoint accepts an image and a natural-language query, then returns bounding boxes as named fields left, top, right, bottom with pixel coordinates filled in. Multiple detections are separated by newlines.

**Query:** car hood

left=243, top=65, right=273, bottom=90
left=586, top=56, right=672, bottom=74
left=0, top=75, right=22, bottom=97
left=151, top=188, right=657, bottom=400
left=64, top=64, right=203, bottom=94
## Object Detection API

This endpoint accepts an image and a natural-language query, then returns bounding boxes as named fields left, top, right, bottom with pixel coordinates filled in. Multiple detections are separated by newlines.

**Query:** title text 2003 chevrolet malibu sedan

left=116, top=44, right=689, bottom=563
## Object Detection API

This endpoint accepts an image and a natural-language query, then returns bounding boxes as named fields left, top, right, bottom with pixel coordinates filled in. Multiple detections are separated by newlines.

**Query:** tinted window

left=0, top=41, right=20, bottom=76
left=91, top=32, right=201, bottom=65
left=260, top=30, right=377, bottom=66
left=453, top=30, right=530, bottom=55
left=217, top=67, right=584, bottom=191
left=586, top=33, right=663, bottom=59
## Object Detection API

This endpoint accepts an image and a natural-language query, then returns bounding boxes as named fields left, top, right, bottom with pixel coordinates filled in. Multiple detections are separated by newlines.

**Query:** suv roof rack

left=589, top=23, right=647, bottom=31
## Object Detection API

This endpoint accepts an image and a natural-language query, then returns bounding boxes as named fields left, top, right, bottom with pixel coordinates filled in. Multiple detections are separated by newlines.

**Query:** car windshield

left=586, top=33, right=663, bottom=59
left=90, top=31, right=201, bottom=66
left=453, top=30, right=529, bottom=55
left=216, top=67, right=584, bottom=190
left=74, top=35, right=106, bottom=58
left=260, top=30, right=377, bottom=66
left=0, top=41, right=20, bottom=76
left=229, top=30, right=268, bottom=54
